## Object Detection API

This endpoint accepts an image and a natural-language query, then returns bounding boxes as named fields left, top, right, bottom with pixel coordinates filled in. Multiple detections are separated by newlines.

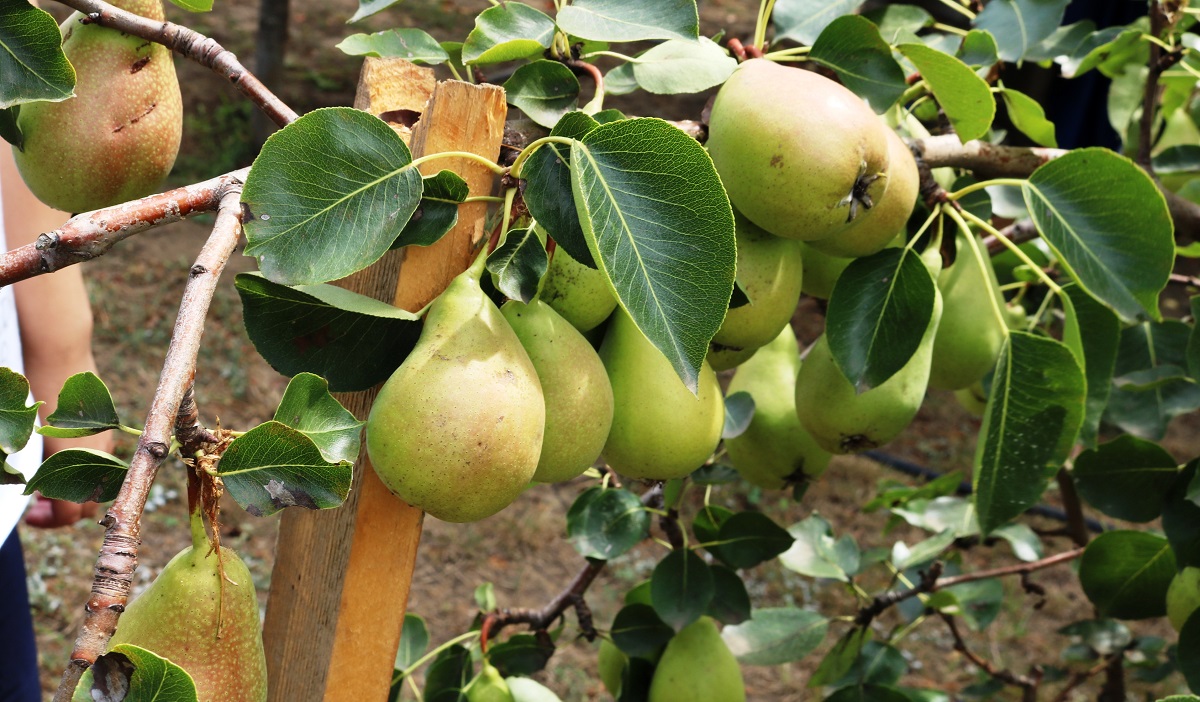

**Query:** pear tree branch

left=54, top=0, right=298, bottom=127
left=53, top=184, right=246, bottom=702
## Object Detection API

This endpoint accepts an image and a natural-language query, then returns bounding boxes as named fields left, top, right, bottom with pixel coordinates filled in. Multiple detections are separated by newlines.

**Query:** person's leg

left=0, top=528, right=42, bottom=702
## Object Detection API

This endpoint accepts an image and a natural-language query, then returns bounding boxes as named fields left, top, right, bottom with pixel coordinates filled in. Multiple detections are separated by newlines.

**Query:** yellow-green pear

left=707, top=213, right=803, bottom=371
left=795, top=292, right=943, bottom=454
left=540, top=233, right=618, bottom=332
left=601, top=310, right=724, bottom=480
left=14, top=0, right=182, bottom=213
left=706, top=59, right=890, bottom=242
left=597, top=638, right=627, bottom=697
left=647, top=617, right=744, bottom=702
left=928, top=231, right=1008, bottom=390
left=725, top=326, right=831, bottom=490
left=366, top=258, right=545, bottom=522
left=798, top=242, right=852, bottom=300
left=1168, top=567, right=1200, bottom=631
left=467, top=663, right=515, bottom=702
left=707, top=344, right=760, bottom=372
left=108, top=514, right=266, bottom=702
left=501, top=299, right=613, bottom=483
left=955, top=381, right=988, bottom=417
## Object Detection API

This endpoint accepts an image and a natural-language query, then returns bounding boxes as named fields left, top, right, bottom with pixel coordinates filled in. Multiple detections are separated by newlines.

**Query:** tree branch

left=53, top=184, right=246, bottom=701
left=940, top=613, right=1041, bottom=701
left=56, top=0, right=298, bottom=127
left=1055, top=468, right=1090, bottom=548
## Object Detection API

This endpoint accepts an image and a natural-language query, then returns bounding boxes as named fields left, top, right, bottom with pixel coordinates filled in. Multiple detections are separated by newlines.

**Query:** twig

left=983, top=219, right=1038, bottom=256
left=1052, top=651, right=1125, bottom=702
left=0, top=168, right=248, bottom=288
left=56, top=0, right=298, bottom=127
left=52, top=184, right=246, bottom=701
left=1137, top=3, right=1185, bottom=170
left=940, top=613, right=1041, bottom=701
left=566, top=57, right=604, bottom=101
left=1055, top=468, right=1090, bottom=547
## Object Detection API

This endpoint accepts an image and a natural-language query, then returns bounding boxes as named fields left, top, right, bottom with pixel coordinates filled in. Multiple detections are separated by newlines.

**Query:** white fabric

left=0, top=170, right=42, bottom=540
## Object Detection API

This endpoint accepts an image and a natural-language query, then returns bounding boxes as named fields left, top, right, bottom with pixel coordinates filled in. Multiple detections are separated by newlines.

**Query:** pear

left=647, top=617, right=744, bottom=702
left=501, top=299, right=614, bottom=483
left=725, top=326, right=831, bottom=490
left=795, top=291, right=943, bottom=454
left=707, top=213, right=804, bottom=371
left=798, top=242, right=852, bottom=301
left=540, top=232, right=618, bottom=333
left=928, top=230, right=1007, bottom=391
left=597, top=638, right=627, bottom=698
left=1168, top=567, right=1200, bottom=631
left=14, top=0, right=182, bottom=213
left=706, top=59, right=890, bottom=242
left=707, top=344, right=760, bottom=372
left=467, top=663, right=515, bottom=702
left=366, top=258, right=545, bottom=522
left=600, top=309, right=724, bottom=480
left=954, top=381, right=988, bottom=417
left=108, top=514, right=267, bottom=701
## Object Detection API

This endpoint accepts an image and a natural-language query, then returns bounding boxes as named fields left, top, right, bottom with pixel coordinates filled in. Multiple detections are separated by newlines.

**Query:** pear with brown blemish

left=13, top=0, right=182, bottom=213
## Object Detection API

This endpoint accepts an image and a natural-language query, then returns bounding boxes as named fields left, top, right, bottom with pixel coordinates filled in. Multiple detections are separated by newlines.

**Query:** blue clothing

left=0, top=529, right=40, bottom=702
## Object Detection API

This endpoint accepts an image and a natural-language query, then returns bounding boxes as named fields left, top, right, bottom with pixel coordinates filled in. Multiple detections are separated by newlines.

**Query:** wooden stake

left=262, top=58, right=507, bottom=701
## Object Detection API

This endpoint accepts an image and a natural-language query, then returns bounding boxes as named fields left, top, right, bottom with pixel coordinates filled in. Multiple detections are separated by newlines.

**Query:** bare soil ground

left=20, top=1, right=1200, bottom=700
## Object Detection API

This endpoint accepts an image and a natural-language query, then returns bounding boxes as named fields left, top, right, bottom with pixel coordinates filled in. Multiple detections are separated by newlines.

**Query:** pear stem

left=188, top=502, right=208, bottom=553
left=957, top=209, right=1062, bottom=294
left=943, top=207, right=1011, bottom=336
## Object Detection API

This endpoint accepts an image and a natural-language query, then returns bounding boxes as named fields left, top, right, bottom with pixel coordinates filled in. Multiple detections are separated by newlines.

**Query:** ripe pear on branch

left=14, top=0, right=182, bottom=213
left=647, top=617, right=745, bottom=702
left=538, top=229, right=618, bottom=333
left=928, top=229, right=1008, bottom=390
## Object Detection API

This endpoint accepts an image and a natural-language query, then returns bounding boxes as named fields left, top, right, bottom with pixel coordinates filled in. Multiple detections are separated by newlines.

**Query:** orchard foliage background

left=4, top=0, right=1200, bottom=700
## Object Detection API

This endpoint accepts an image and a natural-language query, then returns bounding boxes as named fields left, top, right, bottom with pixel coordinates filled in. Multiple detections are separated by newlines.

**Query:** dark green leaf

left=424, top=644, right=473, bottom=702
left=1060, top=284, right=1121, bottom=448
left=651, top=549, right=715, bottom=631
left=899, top=43, right=995, bottom=142
left=336, top=28, right=449, bottom=63
left=862, top=5, right=933, bottom=43
left=1, top=460, right=25, bottom=486
left=692, top=503, right=733, bottom=545
left=1072, top=435, right=1177, bottom=523
left=392, top=170, right=469, bottom=249
left=555, top=0, right=699, bottom=42
left=489, top=634, right=554, bottom=677
left=395, top=613, right=429, bottom=673
left=1179, top=612, right=1200, bottom=693
left=571, top=118, right=736, bottom=392
left=824, top=684, right=913, bottom=702
left=39, top=371, right=120, bottom=438
left=272, top=373, right=363, bottom=464
left=611, top=603, right=674, bottom=658
left=1024, top=20, right=1095, bottom=63
left=1062, top=27, right=1143, bottom=79
left=216, top=421, right=353, bottom=517
left=487, top=228, right=549, bottom=304
left=974, top=0, right=1070, bottom=63
left=810, top=628, right=870, bottom=688
left=722, top=392, right=754, bottom=439
left=956, top=30, right=999, bottom=70
left=617, top=657, right=655, bottom=702
left=631, top=38, right=736, bottom=95
left=1000, top=87, right=1057, bottom=147
left=944, top=577, right=1005, bottom=631
left=1079, top=530, right=1175, bottom=620
left=521, top=111, right=600, bottom=268
left=710, top=511, right=795, bottom=570
left=348, top=0, right=402, bottom=23
left=827, top=248, right=937, bottom=391
left=72, top=645, right=197, bottom=702
left=721, top=607, right=827, bottom=665
left=973, top=331, right=1085, bottom=534
left=773, top=0, right=861, bottom=45
left=706, top=564, right=751, bottom=625
left=23, top=448, right=126, bottom=503
left=1191, top=297, right=1200, bottom=379
left=235, top=273, right=421, bottom=393
left=1058, top=619, right=1132, bottom=656
left=809, top=16, right=907, bottom=112
left=832, top=641, right=908, bottom=688
left=0, top=367, right=38, bottom=454
left=1024, top=149, right=1174, bottom=322
left=566, top=487, right=650, bottom=560
left=1164, top=461, right=1200, bottom=568
left=0, top=105, right=21, bottom=149
left=462, top=2, right=556, bottom=65
left=0, top=0, right=74, bottom=109
left=690, top=462, right=740, bottom=485
left=504, top=61, right=580, bottom=129
left=1106, top=321, right=1200, bottom=440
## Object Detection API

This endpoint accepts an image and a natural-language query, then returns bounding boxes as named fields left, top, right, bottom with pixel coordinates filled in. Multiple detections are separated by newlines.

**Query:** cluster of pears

left=105, top=511, right=267, bottom=701
left=599, top=616, right=745, bottom=701
left=14, top=0, right=182, bottom=213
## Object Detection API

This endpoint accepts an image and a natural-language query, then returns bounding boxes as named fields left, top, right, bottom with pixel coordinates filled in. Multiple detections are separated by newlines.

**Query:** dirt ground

left=17, top=0, right=1200, bottom=700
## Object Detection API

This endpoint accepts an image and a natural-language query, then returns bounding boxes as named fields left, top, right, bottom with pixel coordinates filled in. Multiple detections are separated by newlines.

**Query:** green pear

left=501, top=299, right=614, bottom=483
left=597, top=638, right=627, bottom=698
left=1168, top=567, right=1200, bottom=631
left=366, top=258, right=545, bottom=522
left=14, top=0, right=182, bottom=213
left=954, top=381, right=988, bottom=417
left=795, top=292, right=943, bottom=454
left=707, top=213, right=803, bottom=371
left=647, top=617, right=744, bottom=702
left=707, top=344, right=760, bottom=372
left=706, top=59, right=890, bottom=242
left=109, top=514, right=266, bottom=701
left=928, top=230, right=1008, bottom=390
left=467, top=663, right=515, bottom=702
left=540, top=233, right=618, bottom=333
left=600, top=309, right=724, bottom=480
left=808, top=127, right=919, bottom=259
left=798, top=242, right=852, bottom=300
left=725, top=326, right=831, bottom=490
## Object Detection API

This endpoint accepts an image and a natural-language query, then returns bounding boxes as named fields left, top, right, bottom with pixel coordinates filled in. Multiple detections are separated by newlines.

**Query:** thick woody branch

left=56, top=0, right=298, bottom=127
left=0, top=167, right=248, bottom=288
left=53, top=185, right=245, bottom=702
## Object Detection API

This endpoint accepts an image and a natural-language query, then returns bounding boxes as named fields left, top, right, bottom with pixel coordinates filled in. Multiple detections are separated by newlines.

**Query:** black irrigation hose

left=863, top=451, right=1109, bottom=534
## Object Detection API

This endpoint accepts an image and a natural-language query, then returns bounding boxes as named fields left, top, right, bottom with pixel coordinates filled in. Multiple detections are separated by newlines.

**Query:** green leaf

left=555, top=0, right=699, bottom=42
left=709, top=511, right=795, bottom=570
left=487, top=228, right=549, bottom=304
left=1024, top=19, right=1095, bottom=63
left=651, top=549, right=715, bottom=631
left=565, top=487, right=650, bottom=560
left=832, top=641, right=908, bottom=688
left=521, top=112, right=601, bottom=268
left=1, top=460, right=25, bottom=486
left=242, top=107, right=424, bottom=286
left=475, top=582, right=496, bottom=612
left=0, top=105, right=21, bottom=149
left=1072, top=435, right=1178, bottom=523
left=0, top=367, right=39, bottom=453
left=778, top=514, right=858, bottom=581
left=693, top=503, right=733, bottom=545
left=611, top=603, right=674, bottom=657
left=773, top=0, right=861, bottom=46
left=824, top=685, right=913, bottom=702
left=721, top=607, right=828, bottom=665
left=1179, top=613, right=1200, bottom=693
left=706, top=564, right=751, bottom=625
left=272, top=373, right=364, bottom=464
left=1106, top=321, right=1200, bottom=440
left=424, top=644, right=473, bottom=702
left=1024, top=148, right=1174, bottom=322
left=1191, top=297, right=1200, bottom=379
left=827, top=248, right=937, bottom=391
left=974, top=0, right=1070, bottom=63
left=503, top=61, right=580, bottom=129
left=1079, top=530, right=1175, bottom=620
left=1058, top=619, right=1132, bottom=656
left=721, top=391, right=754, bottom=440
left=348, top=0, right=402, bottom=23
left=395, top=613, right=429, bottom=673
left=507, top=677, right=564, bottom=702
left=488, top=634, right=554, bottom=677
left=462, top=2, right=556, bottom=65
left=1060, top=284, right=1121, bottom=448
left=956, top=30, right=999, bottom=70
left=992, top=523, right=1044, bottom=562
left=23, top=448, right=127, bottom=503
left=899, top=43, right=995, bottom=142
left=810, top=628, right=870, bottom=689
left=690, top=462, right=739, bottom=485
left=73, top=645, right=198, bottom=702
left=942, top=577, right=1005, bottom=631
left=999, top=87, right=1057, bottom=147
left=392, top=170, right=469, bottom=249
left=166, top=0, right=213, bottom=11
left=216, top=421, right=353, bottom=517
left=603, top=63, right=639, bottom=96
left=0, top=0, right=74, bottom=109
left=891, top=529, right=956, bottom=570
left=336, top=29, right=449, bottom=63
left=39, top=372, right=120, bottom=438
left=235, top=273, right=421, bottom=393
left=809, top=16, right=907, bottom=113
left=863, top=6, right=933, bottom=43
left=973, top=332, right=1085, bottom=534
left=1062, top=27, right=1143, bottom=79
left=631, top=38, right=737, bottom=95
left=1164, top=461, right=1200, bottom=568
left=571, top=117, right=736, bottom=393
